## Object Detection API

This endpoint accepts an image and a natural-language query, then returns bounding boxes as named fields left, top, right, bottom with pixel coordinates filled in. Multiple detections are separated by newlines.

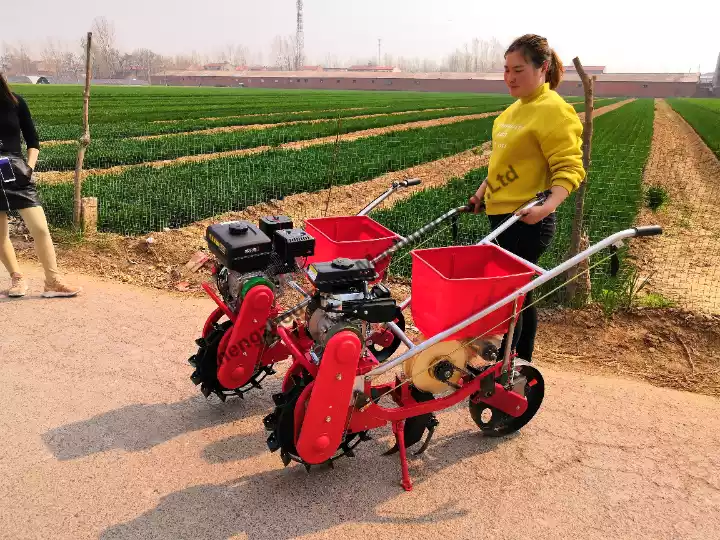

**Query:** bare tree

left=84, top=17, right=120, bottom=78
left=235, top=45, right=249, bottom=67
left=323, top=54, right=342, bottom=68
left=478, top=39, right=491, bottom=71
left=220, top=44, right=250, bottom=67
left=489, top=37, right=505, bottom=70
left=135, top=48, right=160, bottom=81
left=472, top=38, right=480, bottom=72
left=169, top=55, right=194, bottom=70
left=0, top=42, right=14, bottom=73
left=442, top=37, right=505, bottom=73
left=395, top=56, right=426, bottom=73
left=421, top=58, right=438, bottom=72
left=271, top=35, right=297, bottom=70
left=61, top=52, right=84, bottom=80
left=18, top=43, right=32, bottom=74
left=41, top=39, right=63, bottom=76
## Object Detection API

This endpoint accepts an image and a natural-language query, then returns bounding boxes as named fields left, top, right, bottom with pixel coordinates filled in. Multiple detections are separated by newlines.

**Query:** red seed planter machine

left=188, top=179, right=662, bottom=490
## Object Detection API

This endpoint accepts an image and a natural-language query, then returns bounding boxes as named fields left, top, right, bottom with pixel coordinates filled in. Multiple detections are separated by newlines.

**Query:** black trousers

left=487, top=212, right=556, bottom=361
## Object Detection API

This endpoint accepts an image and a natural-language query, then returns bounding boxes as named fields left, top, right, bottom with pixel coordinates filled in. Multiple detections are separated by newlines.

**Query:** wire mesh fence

left=6, top=92, right=719, bottom=315
left=33, top=117, right=495, bottom=233
left=366, top=143, right=719, bottom=316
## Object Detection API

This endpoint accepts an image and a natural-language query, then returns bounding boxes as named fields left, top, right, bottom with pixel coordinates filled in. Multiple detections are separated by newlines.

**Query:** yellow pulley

left=403, top=340, right=474, bottom=394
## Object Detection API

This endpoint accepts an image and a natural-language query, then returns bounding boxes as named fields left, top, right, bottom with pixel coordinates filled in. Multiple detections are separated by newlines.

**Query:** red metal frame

left=276, top=326, right=318, bottom=377
left=216, top=284, right=274, bottom=389
left=365, top=376, right=527, bottom=422
left=274, top=323, right=531, bottom=491
left=393, top=420, right=413, bottom=491
left=294, top=382, right=314, bottom=443
left=202, top=282, right=236, bottom=322
left=295, top=330, right=362, bottom=464
left=202, top=307, right=226, bottom=339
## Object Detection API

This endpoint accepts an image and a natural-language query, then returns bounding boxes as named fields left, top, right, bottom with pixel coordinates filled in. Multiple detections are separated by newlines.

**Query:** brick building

left=152, top=69, right=704, bottom=98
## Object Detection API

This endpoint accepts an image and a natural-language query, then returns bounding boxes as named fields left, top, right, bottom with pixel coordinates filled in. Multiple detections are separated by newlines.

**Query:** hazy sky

left=4, top=0, right=719, bottom=72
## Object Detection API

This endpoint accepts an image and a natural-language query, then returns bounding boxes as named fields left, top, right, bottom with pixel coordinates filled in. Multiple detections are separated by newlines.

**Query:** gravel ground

left=1, top=268, right=719, bottom=540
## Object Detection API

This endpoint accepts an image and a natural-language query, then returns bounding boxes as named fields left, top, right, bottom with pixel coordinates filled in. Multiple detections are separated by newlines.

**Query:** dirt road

left=1, top=270, right=719, bottom=540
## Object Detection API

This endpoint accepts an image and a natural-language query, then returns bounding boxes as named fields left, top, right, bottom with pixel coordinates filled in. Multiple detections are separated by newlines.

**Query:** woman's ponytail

left=546, top=49, right=565, bottom=90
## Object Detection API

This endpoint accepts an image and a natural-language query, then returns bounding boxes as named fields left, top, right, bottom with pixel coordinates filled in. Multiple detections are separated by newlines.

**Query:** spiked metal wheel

left=469, top=362, right=545, bottom=436
left=189, top=321, right=273, bottom=401
left=264, top=371, right=370, bottom=470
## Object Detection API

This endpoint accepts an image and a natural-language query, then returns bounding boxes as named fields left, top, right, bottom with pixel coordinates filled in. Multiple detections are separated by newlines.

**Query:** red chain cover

left=295, top=330, right=362, bottom=464
left=217, top=285, right=274, bottom=389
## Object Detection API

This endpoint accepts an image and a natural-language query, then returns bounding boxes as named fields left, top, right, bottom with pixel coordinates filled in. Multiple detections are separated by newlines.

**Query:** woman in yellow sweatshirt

left=469, top=34, right=585, bottom=362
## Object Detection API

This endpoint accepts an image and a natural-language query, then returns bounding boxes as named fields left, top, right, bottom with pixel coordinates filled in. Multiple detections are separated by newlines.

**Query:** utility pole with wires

left=295, top=0, right=305, bottom=70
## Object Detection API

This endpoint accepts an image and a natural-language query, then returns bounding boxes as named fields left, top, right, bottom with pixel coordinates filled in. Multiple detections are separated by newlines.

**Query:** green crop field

left=8, top=83, right=638, bottom=243
left=26, top=90, right=625, bottom=172
left=667, top=98, right=720, bottom=158
left=372, top=98, right=655, bottom=299
left=38, top=115, right=497, bottom=233
left=37, top=103, right=508, bottom=171
left=17, top=85, right=512, bottom=135
left=37, top=99, right=625, bottom=172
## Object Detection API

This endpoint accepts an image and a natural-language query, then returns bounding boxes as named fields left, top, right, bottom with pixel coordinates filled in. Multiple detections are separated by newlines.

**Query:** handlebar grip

left=634, top=225, right=663, bottom=237
left=401, top=179, right=421, bottom=187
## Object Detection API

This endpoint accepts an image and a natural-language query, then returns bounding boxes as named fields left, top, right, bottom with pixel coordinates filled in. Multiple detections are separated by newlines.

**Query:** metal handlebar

left=373, top=190, right=553, bottom=274
left=634, top=225, right=663, bottom=237
left=399, top=179, right=421, bottom=187
left=370, top=204, right=473, bottom=265
left=366, top=224, right=664, bottom=378
left=356, top=178, right=422, bottom=217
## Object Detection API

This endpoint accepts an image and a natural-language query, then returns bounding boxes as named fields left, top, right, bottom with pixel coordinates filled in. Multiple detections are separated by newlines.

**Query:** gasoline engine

left=189, top=215, right=315, bottom=399
left=189, top=214, right=404, bottom=401
left=303, top=257, right=402, bottom=360
left=208, top=216, right=313, bottom=313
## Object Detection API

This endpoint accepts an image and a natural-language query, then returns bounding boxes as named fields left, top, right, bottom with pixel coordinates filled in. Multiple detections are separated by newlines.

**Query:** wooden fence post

left=565, top=59, right=594, bottom=306
left=80, top=197, right=98, bottom=234
left=73, top=32, right=93, bottom=230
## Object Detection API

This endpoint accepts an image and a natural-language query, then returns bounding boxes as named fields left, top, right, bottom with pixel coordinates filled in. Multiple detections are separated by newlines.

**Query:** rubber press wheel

left=469, top=363, right=545, bottom=437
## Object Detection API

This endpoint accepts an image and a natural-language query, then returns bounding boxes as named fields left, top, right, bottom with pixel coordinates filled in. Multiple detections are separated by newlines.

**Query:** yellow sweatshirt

left=484, top=83, right=585, bottom=215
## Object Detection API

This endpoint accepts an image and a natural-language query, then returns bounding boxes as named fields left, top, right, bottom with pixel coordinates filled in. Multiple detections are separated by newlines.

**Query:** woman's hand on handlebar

left=515, top=185, right=569, bottom=224
left=515, top=205, right=551, bottom=224
left=469, top=181, right=488, bottom=214
left=468, top=195, right=485, bottom=214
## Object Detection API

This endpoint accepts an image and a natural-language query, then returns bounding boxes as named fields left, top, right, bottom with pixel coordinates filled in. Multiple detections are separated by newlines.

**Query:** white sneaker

left=42, top=279, right=83, bottom=298
left=8, top=273, right=29, bottom=297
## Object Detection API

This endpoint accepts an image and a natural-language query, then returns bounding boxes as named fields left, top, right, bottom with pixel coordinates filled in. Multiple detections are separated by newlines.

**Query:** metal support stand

left=393, top=420, right=413, bottom=491
left=500, top=299, right=518, bottom=385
